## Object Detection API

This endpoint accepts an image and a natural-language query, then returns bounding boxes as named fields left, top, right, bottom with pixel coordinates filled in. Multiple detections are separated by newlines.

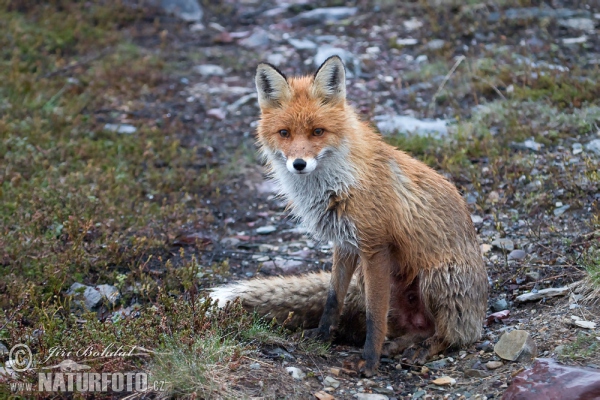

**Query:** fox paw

left=303, top=327, right=332, bottom=342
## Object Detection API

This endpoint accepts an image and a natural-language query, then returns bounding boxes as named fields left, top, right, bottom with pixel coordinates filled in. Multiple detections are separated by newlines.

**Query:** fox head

left=254, top=56, right=350, bottom=175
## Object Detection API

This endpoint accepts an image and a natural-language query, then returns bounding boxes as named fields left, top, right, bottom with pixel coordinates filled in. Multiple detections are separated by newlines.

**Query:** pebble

left=494, top=330, right=538, bottom=362
left=160, top=0, right=203, bottom=22
left=250, top=363, right=261, bottom=370
left=491, top=238, right=515, bottom=251
left=486, top=361, right=503, bottom=370
left=324, top=376, right=340, bottom=388
left=286, top=366, right=306, bottom=380
left=355, top=394, right=389, bottom=400
left=585, top=139, right=600, bottom=155
left=471, top=215, right=484, bottom=224
left=516, top=287, right=569, bottom=302
left=491, top=298, right=508, bottom=312
left=193, top=64, right=225, bottom=76
left=103, top=123, right=136, bottom=135
left=291, top=7, right=358, bottom=25
left=572, top=143, right=583, bottom=155
left=426, top=39, right=445, bottom=50
left=432, top=376, right=456, bottom=386
left=508, top=249, right=526, bottom=260
left=288, top=38, right=317, bottom=50
left=571, top=316, right=597, bottom=329
left=256, top=225, right=277, bottom=235
left=239, top=27, right=269, bottom=48
left=67, top=283, right=103, bottom=310
left=395, top=38, right=418, bottom=46
left=464, top=369, right=488, bottom=378
left=554, top=204, right=570, bottom=216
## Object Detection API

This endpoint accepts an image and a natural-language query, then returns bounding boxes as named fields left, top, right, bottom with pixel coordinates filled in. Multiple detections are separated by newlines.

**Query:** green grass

left=560, top=333, right=599, bottom=361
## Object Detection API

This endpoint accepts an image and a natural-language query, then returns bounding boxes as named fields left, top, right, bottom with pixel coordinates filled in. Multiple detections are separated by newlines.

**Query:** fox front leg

left=304, top=247, right=358, bottom=341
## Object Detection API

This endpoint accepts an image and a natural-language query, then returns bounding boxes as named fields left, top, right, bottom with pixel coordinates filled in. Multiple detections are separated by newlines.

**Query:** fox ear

left=312, top=56, right=346, bottom=104
left=255, top=63, right=291, bottom=109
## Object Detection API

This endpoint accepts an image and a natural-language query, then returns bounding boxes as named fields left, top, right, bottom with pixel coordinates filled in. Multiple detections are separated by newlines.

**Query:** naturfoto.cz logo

left=5, top=343, right=166, bottom=393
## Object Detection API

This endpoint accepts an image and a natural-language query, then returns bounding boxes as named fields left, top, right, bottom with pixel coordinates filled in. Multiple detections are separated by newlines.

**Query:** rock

left=481, top=244, right=492, bottom=255
left=314, top=47, right=360, bottom=76
left=395, top=38, right=418, bottom=46
left=491, top=238, right=515, bottom=251
left=425, top=358, right=449, bottom=370
left=464, top=368, right=488, bottom=378
left=494, top=330, right=537, bottom=362
left=572, top=143, right=583, bottom=155
left=288, top=38, right=317, bottom=50
left=558, top=18, right=595, bottom=32
left=426, top=39, right=445, bottom=50
left=432, top=376, right=456, bottom=386
left=503, top=358, right=600, bottom=400
left=96, top=284, right=120, bottom=305
left=220, top=237, right=240, bottom=247
left=68, top=283, right=103, bottom=310
left=476, top=340, right=494, bottom=353
left=585, top=139, right=600, bottom=155
left=525, top=271, right=540, bottom=282
left=314, top=391, right=336, bottom=400
left=291, top=7, right=358, bottom=25
left=508, top=249, right=526, bottom=261
left=261, top=259, right=305, bottom=275
left=374, top=115, right=448, bottom=137
left=491, top=298, right=508, bottom=312
left=0, top=342, right=7, bottom=356
left=554, top=345, right=565, bottom=355
left=513, top=139, right=542, bottom=152
left=239, top=28, right=269, bottom=48
left=286, top=366, right=306, bottom=380
left=324, top=376, right=340, bottom=388
left=256, top=225, right=277, bottom=235
left=249, top=362, right=260, bottom=370
left=207, top=108, right=226, bottom=120
left=471, top=215, right=483, bottom=224
left=487, top=8, right=590, bottom=22
left=562, top=35, right=588, bottom=44
left=355, top=394, right=389, bottom=400
left=103, top=123, right=136, bottom=135
left=160, top=0, right=203, bottom=22
left=403, top=18, right=423, bottom=31
left=193, top=64, right=225, bottom=76
left=554, top=204, right=570, bottom=216
left=515, top=287, right=569, bottom=302
left=266, top=53, right=285, bottom=66
left=571, top=316, right=597, bottom=329
left=486, top=361, right=503, bottom=370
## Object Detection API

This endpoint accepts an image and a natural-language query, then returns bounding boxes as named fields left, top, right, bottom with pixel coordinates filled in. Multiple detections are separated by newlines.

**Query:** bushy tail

left=210, top=272, right=367, bottom=343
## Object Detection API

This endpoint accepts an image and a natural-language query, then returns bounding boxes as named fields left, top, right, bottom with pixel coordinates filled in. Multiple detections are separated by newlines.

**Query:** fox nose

left=292, top=159, right=307, bottom=171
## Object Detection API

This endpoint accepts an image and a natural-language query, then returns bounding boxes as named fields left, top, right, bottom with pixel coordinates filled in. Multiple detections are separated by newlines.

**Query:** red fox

left=212, top=56, right=488, bottom=376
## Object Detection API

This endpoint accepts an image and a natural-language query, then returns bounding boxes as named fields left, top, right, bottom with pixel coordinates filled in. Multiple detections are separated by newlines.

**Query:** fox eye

left=313, top=128, right=324, bottom=136
left=279, top=129, right=290, bottom=138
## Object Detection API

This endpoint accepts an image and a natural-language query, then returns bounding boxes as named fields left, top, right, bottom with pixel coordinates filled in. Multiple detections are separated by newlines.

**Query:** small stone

left=286, top=366, right=306, bottom=380
left=554, top=204, right=570, bottom=216
left=96, top=284, right=120, bottom=305
left=291, top=7, right=358, bottom=25
left=250, top=362, right=261, bottom=370
left=324, top=376, right=340, bottom=388
left=403, top=17, right=423, bottom=31
left=426, top=39, right=445, bottom=50
left=464, top=369, right=488, bottom=378
left=491, top=298, right=508, bottom=312
left=239, top=28, right=270, bottom=48
left=481, top=244, right=492, bottom=255
left=585, top=139, right=600, bottom=155
left=516, top=287, right=569, bottom=302
left=558, top=18, right=595, bottom=32
left=494, top=330, right=538, bottom=362
left=432, top=376, right=456, bottom=386
left=193, top=64, right=225, bottom=76
left=355, top=394, right=389, bottom=400
left=0, top=342, right=8, bottom=355
left=220, top=237, right=240, bottom=247
left=471, top=215, right=483, bottom=224
left=266, top=53, right=285, bottom=66
left=492, top=238, right=515, bottom=251
left=288, top=38, right=317, bottom=50
left=425, top=358, right=448, bottom=370
left=508, top=249, right=526, bottom=261
left=525, top=271, right=540, bottom=282
left=68, top=283, right=103, bottom=310
left=103, top=123, right=136, bottom=135
left=562, top=35, right=588, bottom=44
left=486, top=361, right=503, bottom=370
left=572, top=143, right=583, bottom=155
left=554, top=345, right=565, bottom=355
left=396, top=38, right=418, bottom=46
left=160, top=0, right=203, bottom=22
left=314, top=391, right=335, bottom=400
left=571, top=316, right=596, bottom=329
left=256, top=225, right=276, bottom=235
